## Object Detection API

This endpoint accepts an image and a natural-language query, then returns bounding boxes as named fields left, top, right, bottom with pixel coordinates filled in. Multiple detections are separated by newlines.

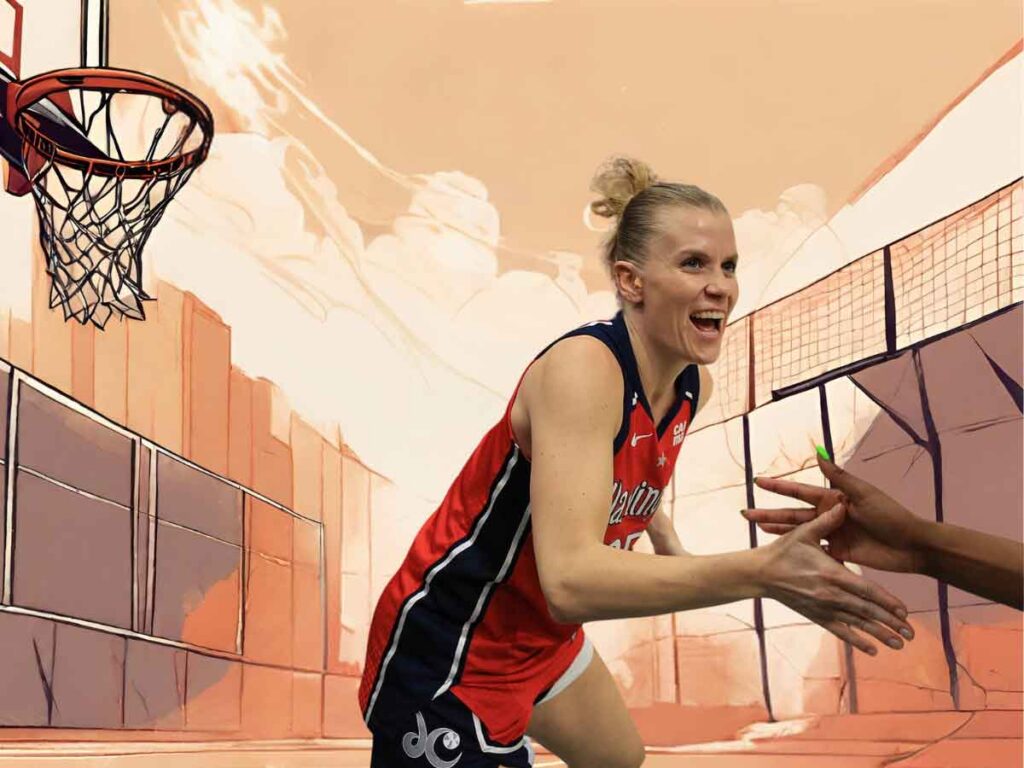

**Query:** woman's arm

left=916, top=520, right=1023, bottom=610
left=747, top=456, right=1023, bottom=610
left=525, top=338, right=913, bottom=654
left=646, top=507, right=690, bottom=556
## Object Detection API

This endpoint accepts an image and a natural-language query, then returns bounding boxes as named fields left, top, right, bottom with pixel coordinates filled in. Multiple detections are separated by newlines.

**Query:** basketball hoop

left=3, top=67, right=213, bottom=328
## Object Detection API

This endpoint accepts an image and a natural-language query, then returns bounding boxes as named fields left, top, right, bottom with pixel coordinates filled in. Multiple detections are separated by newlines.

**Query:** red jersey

left=359, top=312, right=700, bottom=745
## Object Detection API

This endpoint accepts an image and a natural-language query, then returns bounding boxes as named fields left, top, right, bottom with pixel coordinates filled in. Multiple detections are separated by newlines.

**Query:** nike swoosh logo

left=631, top=433, right=653, bottom=447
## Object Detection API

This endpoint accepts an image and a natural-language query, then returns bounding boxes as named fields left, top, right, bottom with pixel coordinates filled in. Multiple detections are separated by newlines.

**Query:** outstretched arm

left=526, top=339, right=914, bottom=654
left=916, top=519, right=1023, bottom=610
left=745, top=454, right=1023, bottom=610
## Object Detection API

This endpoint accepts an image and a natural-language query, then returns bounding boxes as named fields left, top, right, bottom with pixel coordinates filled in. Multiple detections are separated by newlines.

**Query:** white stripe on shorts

left=536, top=636, right=594, bottom=706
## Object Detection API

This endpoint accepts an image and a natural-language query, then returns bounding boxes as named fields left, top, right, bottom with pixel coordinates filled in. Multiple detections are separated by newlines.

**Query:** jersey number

left=610, top=531, right=643, bottom=551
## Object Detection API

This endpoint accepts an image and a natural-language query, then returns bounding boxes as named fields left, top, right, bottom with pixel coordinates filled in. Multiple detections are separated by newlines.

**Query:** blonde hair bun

left=589, top=156, right=659, bottom=220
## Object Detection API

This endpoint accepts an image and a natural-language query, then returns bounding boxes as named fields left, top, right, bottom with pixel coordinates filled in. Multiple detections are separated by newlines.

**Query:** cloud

left=730, top=183, right=832, bottom=319
left=138, top=0, right=625, bottom=501
left=732, top=53, right=1021, bottom=318
left=147, top=125, right=614, bottom=500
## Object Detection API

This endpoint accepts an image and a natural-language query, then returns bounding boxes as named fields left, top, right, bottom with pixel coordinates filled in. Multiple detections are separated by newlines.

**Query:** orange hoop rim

left=7, top=67, right=214, bottom=179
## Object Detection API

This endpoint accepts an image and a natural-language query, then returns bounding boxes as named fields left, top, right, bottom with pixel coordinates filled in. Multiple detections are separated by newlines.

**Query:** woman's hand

left=743, top=454, right=927, bottom=574
left=754, top=503, right=915, bottom=655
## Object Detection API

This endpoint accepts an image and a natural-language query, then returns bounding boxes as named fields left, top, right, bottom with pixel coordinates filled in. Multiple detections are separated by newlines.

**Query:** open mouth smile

left=689, top=311, right=724, bottom=338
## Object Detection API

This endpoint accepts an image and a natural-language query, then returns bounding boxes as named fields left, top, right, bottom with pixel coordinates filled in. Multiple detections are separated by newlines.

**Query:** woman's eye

left=724, top=261, right=737, bottom=272
left=682, top=257, right=701, bottom=268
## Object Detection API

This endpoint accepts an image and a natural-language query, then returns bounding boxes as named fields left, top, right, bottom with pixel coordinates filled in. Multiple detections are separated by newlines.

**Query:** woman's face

left=615, top=205, right=739, bottom=365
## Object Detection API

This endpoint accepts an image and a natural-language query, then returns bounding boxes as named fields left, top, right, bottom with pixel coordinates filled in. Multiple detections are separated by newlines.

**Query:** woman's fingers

left=766, top=531, right=914, bottom=653
left=742, top=507, right=818, bottom=525
left=848, top=574, right=912, bottom=628
left=819, top=618, right=879, bottom=655
left=758, top=523, right=799, bottom=535
left=753, top=476, right=829, bottom=506
left=832, top=575, right=914, bottom=640
left=833, top=610, right=906, bottom=650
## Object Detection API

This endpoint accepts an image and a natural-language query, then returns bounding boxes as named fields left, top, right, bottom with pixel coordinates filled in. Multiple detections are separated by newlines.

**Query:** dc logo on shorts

left=402, top=711, right=462, bottom=767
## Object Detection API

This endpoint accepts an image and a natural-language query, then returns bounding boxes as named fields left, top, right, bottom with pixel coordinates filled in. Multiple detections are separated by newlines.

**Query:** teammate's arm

left=748, top=455, right=1024, bottom=610
left=526, top=339, right=914, bottom=655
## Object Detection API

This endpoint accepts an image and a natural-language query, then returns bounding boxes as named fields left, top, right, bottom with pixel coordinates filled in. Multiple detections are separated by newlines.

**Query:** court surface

left=0, top=710, right=1019, bottom=768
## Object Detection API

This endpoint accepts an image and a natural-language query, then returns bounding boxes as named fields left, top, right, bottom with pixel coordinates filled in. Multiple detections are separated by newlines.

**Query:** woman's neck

left=622, top=309, right=692, bottom=412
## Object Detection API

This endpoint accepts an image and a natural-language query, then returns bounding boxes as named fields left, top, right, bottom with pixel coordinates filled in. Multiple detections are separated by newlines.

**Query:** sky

left=110, top=0, right=1022, bottom=288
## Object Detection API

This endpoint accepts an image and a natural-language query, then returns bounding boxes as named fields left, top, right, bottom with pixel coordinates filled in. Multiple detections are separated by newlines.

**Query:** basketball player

left=359, top=157, right=915, bottom=768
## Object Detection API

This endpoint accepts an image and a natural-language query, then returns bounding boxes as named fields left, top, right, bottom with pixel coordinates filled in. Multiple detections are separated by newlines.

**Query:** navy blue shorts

left=368, top=637, right=596, bottom=767
left=369, top=690, right=535, bottom=768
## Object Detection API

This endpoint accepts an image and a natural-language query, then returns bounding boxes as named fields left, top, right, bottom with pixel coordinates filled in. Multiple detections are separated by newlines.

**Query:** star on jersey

left=657, top=454, right=667, bottom=467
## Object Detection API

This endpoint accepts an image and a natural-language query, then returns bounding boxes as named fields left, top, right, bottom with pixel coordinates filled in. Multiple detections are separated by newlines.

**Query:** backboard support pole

left=81, top=0, right=108, bottom=68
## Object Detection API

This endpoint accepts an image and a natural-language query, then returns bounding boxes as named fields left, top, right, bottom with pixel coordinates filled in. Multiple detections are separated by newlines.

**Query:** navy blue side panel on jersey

left=366, top=445, right=532, bottom=729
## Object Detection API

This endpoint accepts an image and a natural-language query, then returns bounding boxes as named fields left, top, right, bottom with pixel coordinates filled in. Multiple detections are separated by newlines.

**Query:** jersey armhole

left=503, top=361, right=535, bottom=450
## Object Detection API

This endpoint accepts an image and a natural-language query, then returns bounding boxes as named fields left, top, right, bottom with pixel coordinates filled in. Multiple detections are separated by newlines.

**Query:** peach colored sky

left=82, top=0, right=1018, bottom=504
left=110, top=0, right=1021, bottom=288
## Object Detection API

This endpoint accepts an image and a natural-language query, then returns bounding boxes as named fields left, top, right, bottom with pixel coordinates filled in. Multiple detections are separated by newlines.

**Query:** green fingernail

left=816, top=445, right=831, bottom=461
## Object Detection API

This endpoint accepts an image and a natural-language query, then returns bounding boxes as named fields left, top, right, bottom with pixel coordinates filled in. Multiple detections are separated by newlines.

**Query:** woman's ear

left=612, top=261, right=643, bottom=303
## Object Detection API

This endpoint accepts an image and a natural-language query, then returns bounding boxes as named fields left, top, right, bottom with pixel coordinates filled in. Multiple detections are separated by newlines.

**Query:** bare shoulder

left=521, top=334, right=624, bottom=422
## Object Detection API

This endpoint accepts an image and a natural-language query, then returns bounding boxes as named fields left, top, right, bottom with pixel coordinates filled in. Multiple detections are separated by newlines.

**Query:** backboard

left=0, top=0, right=108, bottom=82
left=1, top=0, right=108, bottom=191
left=1, top=0, right=109, bottom=170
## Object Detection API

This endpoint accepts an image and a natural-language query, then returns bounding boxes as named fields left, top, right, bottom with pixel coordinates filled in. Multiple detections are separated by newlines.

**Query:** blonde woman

left=359, top=158, right=914, bottom=768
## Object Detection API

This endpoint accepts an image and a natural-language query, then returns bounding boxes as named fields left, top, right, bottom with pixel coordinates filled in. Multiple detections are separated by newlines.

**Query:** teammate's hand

left=743, top=453, right=927, bottom=574
left=754, top=502, right=914, bottom=655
